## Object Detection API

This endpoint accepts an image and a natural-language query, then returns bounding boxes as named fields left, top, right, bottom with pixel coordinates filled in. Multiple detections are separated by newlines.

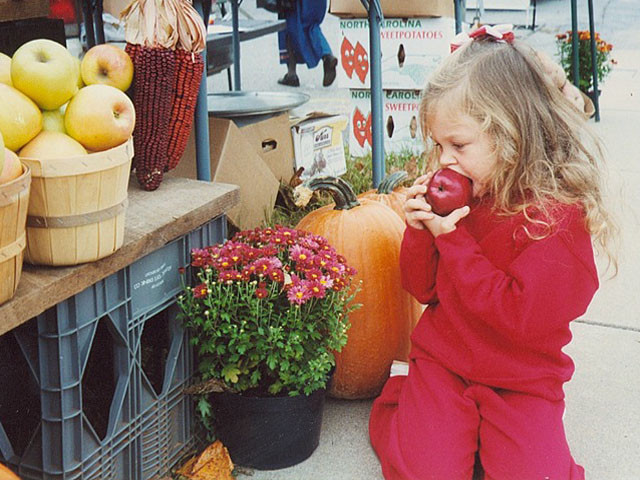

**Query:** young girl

left=369, top=26, right=616, bottom=480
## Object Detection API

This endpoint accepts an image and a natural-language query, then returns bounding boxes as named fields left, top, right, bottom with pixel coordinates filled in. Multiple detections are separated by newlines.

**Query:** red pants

left=369, top=356, right=585, bottom=480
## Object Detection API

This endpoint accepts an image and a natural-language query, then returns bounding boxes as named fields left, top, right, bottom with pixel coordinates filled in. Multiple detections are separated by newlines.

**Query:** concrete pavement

left=224, top=1, right=640, bottom=479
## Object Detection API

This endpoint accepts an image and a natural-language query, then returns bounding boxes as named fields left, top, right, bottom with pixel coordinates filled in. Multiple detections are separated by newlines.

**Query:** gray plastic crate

left=0, top=215, right=227, bottom=479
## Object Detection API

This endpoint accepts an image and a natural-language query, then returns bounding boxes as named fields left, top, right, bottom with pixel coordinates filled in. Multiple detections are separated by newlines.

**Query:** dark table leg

left=94, top=0, right=105, bottom=45
left=82, top=0, right=97, bottom=48
left=231, top=0, right=241, bottom=91
left=570, top=0, right=579, bottom=89
left=587, top=0, right=600, bottom=121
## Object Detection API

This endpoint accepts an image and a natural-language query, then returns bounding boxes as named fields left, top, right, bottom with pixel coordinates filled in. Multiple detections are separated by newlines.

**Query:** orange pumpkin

left=358, top=170, right=409, bottom=219
left=0, top=463, right=19, bottom=480
left=296, top=176, right=422, bottom=399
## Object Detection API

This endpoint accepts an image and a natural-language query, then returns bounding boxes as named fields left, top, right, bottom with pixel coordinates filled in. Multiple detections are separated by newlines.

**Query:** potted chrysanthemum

left=177, top=225, right=359, bottom=470
left=556, top=29, right=615, bottom=97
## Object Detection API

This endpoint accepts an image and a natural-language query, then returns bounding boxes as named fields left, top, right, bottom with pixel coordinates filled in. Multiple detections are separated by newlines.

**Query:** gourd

left=295, top=176, right=421, bottom=399
left=357, top=170, right=409, bottom=219
left=0, top=464, right=20, bottom=480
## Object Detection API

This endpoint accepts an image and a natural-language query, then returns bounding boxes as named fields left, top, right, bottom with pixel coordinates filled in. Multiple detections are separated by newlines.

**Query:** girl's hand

left=403, top=173, right=471, bottom=236
left=404, top=173, right=434, bottom=230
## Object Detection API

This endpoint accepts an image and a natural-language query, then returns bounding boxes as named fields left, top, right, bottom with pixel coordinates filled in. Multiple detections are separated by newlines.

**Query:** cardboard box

left=291, top=114, right=348, bottom=180
left=330, top=0, right=453, bottom=18
left=233, top=112, right=296, bottom=183
left=169, top=118, right=280, bottom=231
left=103, top=0, right=130, bottom=17
left=349, top=89, right=424, bottom=157
left=337, top=17, right=455, bottom=90
left=0, top=0, right=49, bottom=22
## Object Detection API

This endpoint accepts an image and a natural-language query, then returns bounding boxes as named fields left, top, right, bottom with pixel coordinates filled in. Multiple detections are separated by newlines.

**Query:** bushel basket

left=20, top=138, right=134, bottom=266
left=0, top=164, right=30, bottom=305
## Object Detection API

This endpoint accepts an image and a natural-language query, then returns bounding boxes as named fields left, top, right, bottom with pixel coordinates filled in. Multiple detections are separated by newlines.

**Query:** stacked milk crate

left=329, top=0, right=456, bottom=158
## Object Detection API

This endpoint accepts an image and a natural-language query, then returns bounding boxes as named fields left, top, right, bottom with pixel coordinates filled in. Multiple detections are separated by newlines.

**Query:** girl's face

left=428, top=102, right=497, bottom=197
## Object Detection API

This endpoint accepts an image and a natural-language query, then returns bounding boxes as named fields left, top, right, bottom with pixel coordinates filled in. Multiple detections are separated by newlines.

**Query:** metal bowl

left=207, top=91, right=310, bottom=117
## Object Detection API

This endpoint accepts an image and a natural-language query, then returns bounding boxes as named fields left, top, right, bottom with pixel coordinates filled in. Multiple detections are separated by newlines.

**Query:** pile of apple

left=0, top=39, right=136, bottom=185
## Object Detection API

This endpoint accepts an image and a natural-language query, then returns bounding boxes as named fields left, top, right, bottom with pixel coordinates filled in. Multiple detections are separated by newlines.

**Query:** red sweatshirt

left=400, top=199, right=599, bottom=401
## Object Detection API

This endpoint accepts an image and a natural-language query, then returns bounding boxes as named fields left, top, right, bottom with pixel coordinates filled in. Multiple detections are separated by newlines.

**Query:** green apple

left=11, top=39, right=78, bottom=110
left=81, top=44, right=134, bottom=92
left=0, top=52, right=12, bottom=86
left=0, top=83, right=42, bottom=151
left=42, top=108, right=67, bottom=133
left=19, top=130, right=87, bottom=159
left=65, top=84, right=135, bottom=151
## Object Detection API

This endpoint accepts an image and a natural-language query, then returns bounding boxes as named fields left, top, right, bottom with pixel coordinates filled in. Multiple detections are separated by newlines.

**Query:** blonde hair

left=419, top=38, right=617, bottom=271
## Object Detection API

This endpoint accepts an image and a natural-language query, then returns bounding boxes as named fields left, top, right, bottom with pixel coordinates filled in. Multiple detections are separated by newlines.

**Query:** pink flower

left=308, top=280, right=326, bottom=299
left=255, top=281, right=268, bottom=298
left=193, top=283, right=208, bottom=298
left=191, top=248, right=210, bottom=267
left=218, top=270, right=239, bottom=282
left=287, top=282, right=311, bottom=305
left=270, top=269, right=285, bottom=283
left=290, top=245, right=313, bottom=265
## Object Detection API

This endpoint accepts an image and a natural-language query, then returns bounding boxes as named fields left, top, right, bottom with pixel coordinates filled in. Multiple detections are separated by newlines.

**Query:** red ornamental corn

left=166, top=49, right=204, bottom=171
left=131, top=45, right=177, bottom=191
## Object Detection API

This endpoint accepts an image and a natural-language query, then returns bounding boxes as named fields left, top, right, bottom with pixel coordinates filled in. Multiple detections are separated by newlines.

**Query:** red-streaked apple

left=11, top=39, right=78, bottom=110
left=0, top=83, right=42, bottom=151
left=81, top=44, right=134, bottom=92
left=0, top=148, right=23, bottom=185
left=19, top=131, right=87, bottom=159
left=64, top=84, right=135, bottom=151
left=0, top=52, right=12, bottom=86
left=42, top=108, right=67, bottom=133
left=425, top=168, right=473, bottom=216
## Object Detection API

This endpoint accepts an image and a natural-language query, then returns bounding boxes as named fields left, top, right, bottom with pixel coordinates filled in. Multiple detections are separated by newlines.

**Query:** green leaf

left=197, top=396, right=212, bottom=419
left=222, top=365, right=241, bottom=383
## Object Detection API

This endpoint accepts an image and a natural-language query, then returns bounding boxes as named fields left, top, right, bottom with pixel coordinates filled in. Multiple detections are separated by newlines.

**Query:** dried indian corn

left=166, top=49, right=204, bottom=171
left=122, top=0, right=206, bottom=189
left=131, top=45, right=177, bottom=190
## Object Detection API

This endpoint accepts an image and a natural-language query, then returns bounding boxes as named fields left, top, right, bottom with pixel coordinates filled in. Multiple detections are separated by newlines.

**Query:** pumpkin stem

left=302, top=176, right=361, bottom=211
left=377, top=171, right=408, bottom=194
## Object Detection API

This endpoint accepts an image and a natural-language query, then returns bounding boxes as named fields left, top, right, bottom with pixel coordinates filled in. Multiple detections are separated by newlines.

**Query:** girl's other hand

left=426, top=205, right=471, bottom=237
left=404, top=173, right=471, bottom=236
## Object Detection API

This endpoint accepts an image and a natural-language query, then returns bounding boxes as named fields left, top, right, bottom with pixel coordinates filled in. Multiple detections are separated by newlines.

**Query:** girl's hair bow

left=450, top=24, right=515, bottom=53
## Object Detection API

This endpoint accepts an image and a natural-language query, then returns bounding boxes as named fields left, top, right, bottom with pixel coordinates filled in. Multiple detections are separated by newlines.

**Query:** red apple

left=425, top=168, right=473, bottom=216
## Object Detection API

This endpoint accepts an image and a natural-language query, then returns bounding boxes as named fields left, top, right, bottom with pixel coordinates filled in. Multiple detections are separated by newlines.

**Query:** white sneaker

left=390, top=360, right=409, bottom=377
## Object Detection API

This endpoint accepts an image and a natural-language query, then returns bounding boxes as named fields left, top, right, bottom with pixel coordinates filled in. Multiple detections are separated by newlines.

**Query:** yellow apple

left=0, top=148, right=24, bottom=185
left=0, top=52, right=12, bottom=86
left=42, top=108, right=67, bottom=133
left=0, top=83, right=42, bottom=151
left=74, top=56, right=84, bottom=89
left=81, top=44, right=133, bottom=92
left=11, top=39, right=78, bottom=110
left=65, top=84, right=135, bottom=151
left=0, top=131, right=4, bottom=175
left=19, top=130, right=87, bottom=159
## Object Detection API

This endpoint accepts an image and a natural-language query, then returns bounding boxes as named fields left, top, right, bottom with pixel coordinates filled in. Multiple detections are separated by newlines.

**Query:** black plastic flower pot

left=211, top=387, right=327, bottom=470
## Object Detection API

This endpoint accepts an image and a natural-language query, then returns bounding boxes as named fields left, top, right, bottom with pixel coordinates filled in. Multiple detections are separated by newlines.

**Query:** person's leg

left=475, top=387, right=585, bottom=480
left=369, top=355, right=480, bottom=480
left=278, top=35, right=300, bottom=86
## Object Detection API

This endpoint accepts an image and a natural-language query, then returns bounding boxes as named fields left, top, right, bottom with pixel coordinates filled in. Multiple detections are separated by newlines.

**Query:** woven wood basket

left=20, top=138, right=134, bottom=266
left=0, top=164, right=31, bottom=305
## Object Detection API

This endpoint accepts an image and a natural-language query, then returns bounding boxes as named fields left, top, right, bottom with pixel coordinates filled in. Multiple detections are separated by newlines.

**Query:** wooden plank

left=0, top=177, right=239, bottom=336
left=0, top=0, right=49, bottom=22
